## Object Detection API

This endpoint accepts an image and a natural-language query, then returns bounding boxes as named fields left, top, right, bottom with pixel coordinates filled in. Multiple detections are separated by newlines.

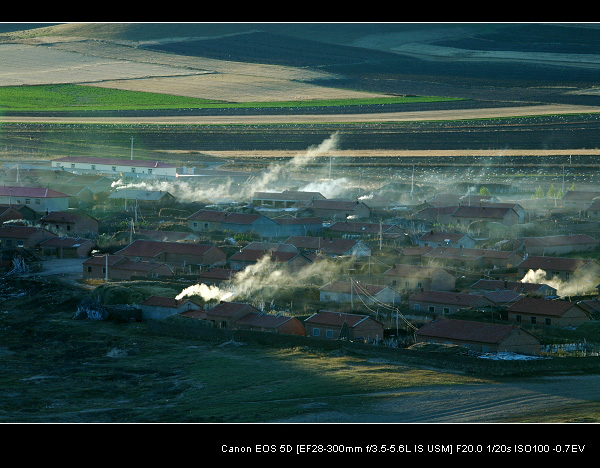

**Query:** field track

left=3, top=104, right=600, bottom=125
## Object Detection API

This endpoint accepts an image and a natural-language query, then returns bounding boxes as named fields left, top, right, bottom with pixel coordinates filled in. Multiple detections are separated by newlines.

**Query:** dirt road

left=2, top=104, right=600, bottom=125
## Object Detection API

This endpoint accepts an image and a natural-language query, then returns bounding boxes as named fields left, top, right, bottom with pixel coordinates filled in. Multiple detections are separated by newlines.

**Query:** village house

left=507, top=234, right=599, bottom=256
left=326, top=221, right=404, bottom=240
left=283, top=236, right=371, bottom=257
left=516, top=256, right=600, bottom=284
left=0, top=205, right=24, bottom=223
left=39, top=236, right=96, bottom=258
left=399, top=246, right=433, bottom=265
left=230, top=312, right=306, bottom=335
left=450, top=205, right=521, bottom=227
left=0, top=186, right=70, bottom=214
left=305, top=199, right=371, bottom=220
left=139, top=295, right=201, bottom=321
left=383, top=264, right=456, bottom=292
left=115, top=240, right=226, bottom=271
left=469, top=279, right=558, bottom=298
left=82, top=254, right=174, bottom=280
left=319, top=281, right=402, bottom=306
left=422, top=246, right=523, bottom=270
left=560, top=190, right=600, bottom=211
left=108, top=189, right=176, bottom=208
left=506, top=297, right=592, bottom=327
left=416, top=231, right=476, bottom=249
left=304, top=310, right=385, bottom=341
left=51, top=156, right=177, bottom=178
left=414, top=317, right=541, bottom=356
left=221, top=212, right=281, bottom=237
left=187, top=209, right=228, bottom=232
left=197, top=268, right=239, bottom=285
left=0, top=225, right=56, bottom=250
left=586, top=199, right=600, bottom=219
left=39, top=211, right=99, bottom=237
left=414, top=205, right=458, bottom=225
left=408, top=290, right=494, bottom=315
left=137, top=229, right=200, bottom=243
left=272, top=217, right=323, bottom=237
left=251, top=190, right=325, bottom=208
left=199, top=301, right=262, bottom=329
left=228, top=247, right=312, bottom=271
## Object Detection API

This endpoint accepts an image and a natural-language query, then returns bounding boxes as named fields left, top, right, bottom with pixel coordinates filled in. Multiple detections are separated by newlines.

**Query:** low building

left=0, top=225, right=56, bottom=250
left=221, top=213, right=281, bottom=238
left=415, top=318, right=541, bottom=355
left=383, top=264, right=456, bottom=292
left=319, top=281, right=402, bottom=305
left=561, top=190, right=600, bottom=211
left=187, top=210, right=229, bottom=232
left=108, top=189, right=176, bottom=207
left=450, top=205, right=521, bottom=227
left=201, top=302, right=262, bottom=329
left=52, top=156, right=177, bottom=178
left=304, top=310, right=385, bottom=341
left=228, top=248, right=312, bottom=271
left=0, top=186, right=70, bottom=213
left=231, top=312, right=306, bottom=335
left=252, top=190, right=325, bottom=208
left=197, top=268, right=239, bottom=285
left=422, top=246, right=523, bottom=269
left=115, top=240, right=226, bottom=271
left=40, top=211, right=99, bottom=237
left=273, top=217, right=323, bottom=237
left=506, top=297, right=592, bottom=327
left=306, top=199, right=371, bottom=220
left=516, top=256, right=600, bottom=283
left=327, top=221, right=404, bottom=239
left=409, top=290, right=494, bottom=315
left=39, top=236, right=95, bottom=258
left=82, top=255, right=174, bottom=280
left=508, top=234, right=599, bottom=256
left=469, top=279, right=558, bottom=298
left=417, top=231, right=476, bottom=249
left=0, top=205, right=24, bottom=223
left=140, top=295, right=201, bottom=321
left=414, top=205, right=458, bottom=225
left=283, top=236, right=371, bottom=257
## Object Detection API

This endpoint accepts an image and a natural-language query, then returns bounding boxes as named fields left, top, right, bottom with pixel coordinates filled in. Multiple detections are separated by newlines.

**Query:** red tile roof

left=304, top=310, right=381, bottom=328
left=115, top=240, right=219, bottom=258
left=416, top=318, right=533, bottom=344
left=0, top=186, right=68, bottom=198
left=409, top=290, right=492, bottom=307
left=233, top=312, right=296, bottom=328
left=54, top=156, right=175, bottom=168
left=384, top=264, right=450, bottom=278
left=205, top=302, right=260, bottom=318
left=506, top=297, right=588, bottom=317
left=517, top=256, right=595, bottom=272
left=39, top=236, right=93, bottom=248
left=320, top=281, right=387, bottom=295
left=0, top=225, right=56, bottom=239
left=141, top=295, right=191, bottom=308
left=188, top=210, right=228, bottom=222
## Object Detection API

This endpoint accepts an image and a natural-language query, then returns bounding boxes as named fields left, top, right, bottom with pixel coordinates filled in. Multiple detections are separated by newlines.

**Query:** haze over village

left=4, top=22, right=600, bottom=427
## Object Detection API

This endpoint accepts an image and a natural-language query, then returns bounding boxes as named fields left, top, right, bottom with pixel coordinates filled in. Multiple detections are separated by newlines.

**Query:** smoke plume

left=521, top=268, right=598, bottom=297
left=176, top=252, right=353, bottom=303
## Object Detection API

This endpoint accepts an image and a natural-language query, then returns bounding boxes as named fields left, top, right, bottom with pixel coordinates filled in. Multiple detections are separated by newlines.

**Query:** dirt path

left=271, top=375, right=600, bottom=423
left=2, top=104, right=600, bottom=125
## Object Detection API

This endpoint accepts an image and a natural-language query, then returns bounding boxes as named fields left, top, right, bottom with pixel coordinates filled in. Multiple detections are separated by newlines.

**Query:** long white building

left=51, top=157, right=177, bottom=178
left=0, top=186, right=70, bottom=213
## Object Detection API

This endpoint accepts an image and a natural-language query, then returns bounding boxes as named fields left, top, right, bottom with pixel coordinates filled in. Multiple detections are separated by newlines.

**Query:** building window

left=545, top=318, right=551, bottom=326
left=392, top=280, right=397, bottom=287
left=312, top=328, right=320, bottom=337
left=131, top=168, right=136, bottom=173
left=112, top=166, right=117, bottom=171
left=204, top=223, right=209, bottom=229
left=71, top=164, right=76, bottom=168
left=35, top=199, right=40, bottom=205
left=531, top=316, right=537, bottom=325
left=102, top=267, right=106, bottom=274
left=516, top=314, right=521, bottom=323
left=86, top=266, right=92, bottom=273
left=25, top=199, right=30, bottom=204
left=91, top=165, right=96, bottom=170
left=405, top=281, right=410, bottom=288
left=443, top=307, right=450, bottom=314
left=413, top=304, right=421, bottom=311
left=193, top=222, right=198, bottom=228
left=326, top=330, right=334, bottom=339
left=428, top=306, right=435, bottom=313
left=148, top=169, right=153, bottom=174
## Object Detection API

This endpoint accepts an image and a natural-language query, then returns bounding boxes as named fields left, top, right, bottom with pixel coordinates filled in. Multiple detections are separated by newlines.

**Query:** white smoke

left=176, top=251, right=353, bottom=303
left=111, top=178, right=235, bottom=203
left=246, top=132, right=341, bottom=196
left=521, top=268, right=598, bottom=297
left=299, top=177, right=350, bottom=199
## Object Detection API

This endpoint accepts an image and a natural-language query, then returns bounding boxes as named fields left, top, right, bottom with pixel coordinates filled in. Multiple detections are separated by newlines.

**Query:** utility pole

left=105, top=253, right=109, bottom=282
left=130, top=137, right=134, bottom=160
left=350, top=278, right=353, bottom=310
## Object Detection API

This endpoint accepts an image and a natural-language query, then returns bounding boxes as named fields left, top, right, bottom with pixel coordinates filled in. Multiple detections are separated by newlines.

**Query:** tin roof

left=416, top=318, right=535, bottom=344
